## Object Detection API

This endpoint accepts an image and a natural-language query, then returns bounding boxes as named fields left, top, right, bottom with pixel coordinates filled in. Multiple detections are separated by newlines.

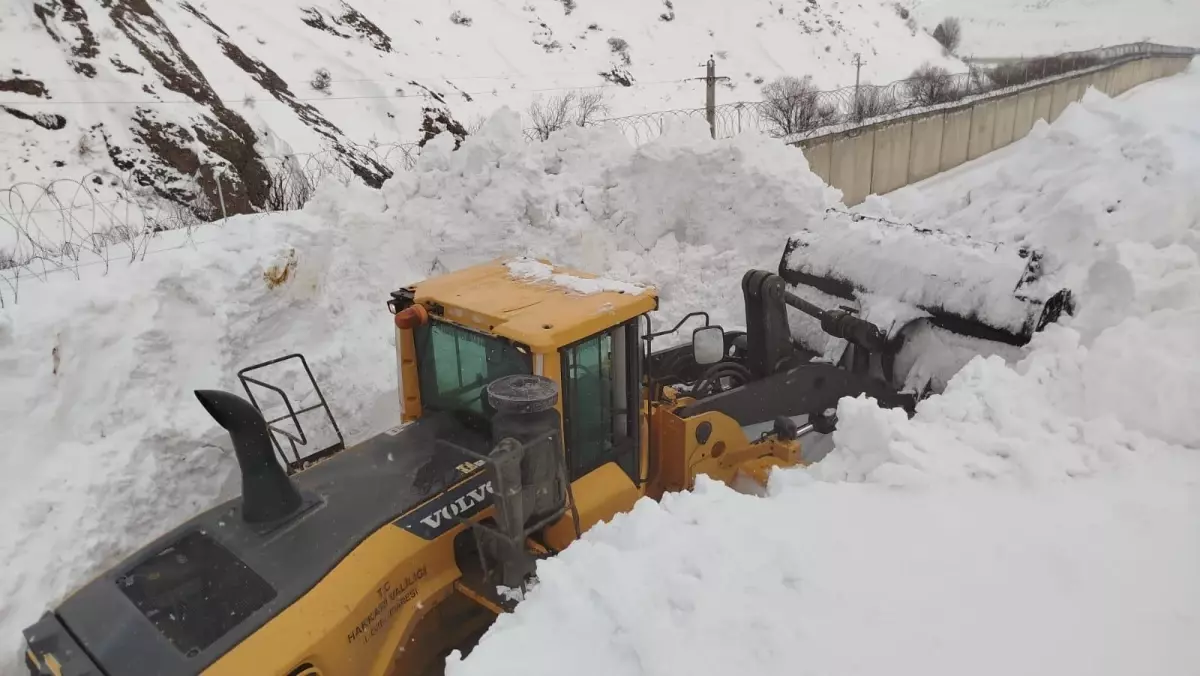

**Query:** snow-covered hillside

left=0, top=0, right=958, bottom=225
left=445, top=64, right=1200, bottom=676
left=907, top=0, right=1200, bottom=57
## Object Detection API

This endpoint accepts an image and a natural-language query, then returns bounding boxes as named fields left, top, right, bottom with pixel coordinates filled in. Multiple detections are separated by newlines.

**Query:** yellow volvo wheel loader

left=23, top=231, right=1073, bottom=675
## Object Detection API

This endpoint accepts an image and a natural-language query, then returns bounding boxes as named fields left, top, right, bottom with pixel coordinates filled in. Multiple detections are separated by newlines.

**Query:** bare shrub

left=660, top=0, right=675, bottom=21
left=759, top=75, right=838, bottom=138
left=75, top=134, right=94, bottom=158
left=574, top=89, right=610, bottom=126
left=465, top=114, right=488, bottom=135
left=264, top=167, right=314, bottom=212
left=893, top=3, right=909, bottom=20
left=989, top=62, right=1033, bottom=88
left=450, top=11, right=472, bottom=26
left=608, top=37, right=631, bottom=65
left=559, top=0, right=576, bottom=14
left=967, top=63, right=992, bottom=94
left=310, top=68, right=331, bottom=92
left=932, top=17, right=962, bottom=53
left=989, top=52, right=1102, bottom=88
left=853, top=85, right=899, bottom=121
left=906, top=63, right=963, bottom=105
left=527, top=90, right=611, bottom=140
left=528, top=93, right=575, bottom=141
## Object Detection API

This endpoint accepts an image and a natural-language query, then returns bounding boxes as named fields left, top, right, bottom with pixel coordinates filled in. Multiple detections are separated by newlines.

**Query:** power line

left=0, top=78, right=692, bottom=108
left=24, top=69, right=655, bottom=86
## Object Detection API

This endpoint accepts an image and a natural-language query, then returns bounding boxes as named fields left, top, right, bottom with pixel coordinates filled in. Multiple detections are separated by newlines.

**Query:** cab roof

left=410, top=257, right=658, bottom=351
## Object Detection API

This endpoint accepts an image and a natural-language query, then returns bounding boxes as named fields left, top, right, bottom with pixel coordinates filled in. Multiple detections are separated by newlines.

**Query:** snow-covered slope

left=0, top=0, right=958, bottom=225
left=446, top=65, right=1200, bottom=676
left=906, top=0, right=1200, bottom=57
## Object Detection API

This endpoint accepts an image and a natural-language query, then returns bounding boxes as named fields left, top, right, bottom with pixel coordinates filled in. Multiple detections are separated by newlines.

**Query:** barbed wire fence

left=591, top=41, right=1198, bottom=145
left=2, top=41, right=1195, bottom=306
left=0, top=142, right=421, bottom=307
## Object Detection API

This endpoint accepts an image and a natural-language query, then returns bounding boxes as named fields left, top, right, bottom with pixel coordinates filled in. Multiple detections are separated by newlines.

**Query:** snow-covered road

left=447, top=65, right=1200, bottom=676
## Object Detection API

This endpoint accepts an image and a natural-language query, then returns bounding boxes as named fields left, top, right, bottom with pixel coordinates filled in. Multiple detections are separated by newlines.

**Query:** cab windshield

left=413, top=319, right=531, bottom=421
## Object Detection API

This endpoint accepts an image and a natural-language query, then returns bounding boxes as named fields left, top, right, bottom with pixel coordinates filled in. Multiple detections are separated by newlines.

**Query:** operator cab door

left=560, top=320, right=642, bottom=483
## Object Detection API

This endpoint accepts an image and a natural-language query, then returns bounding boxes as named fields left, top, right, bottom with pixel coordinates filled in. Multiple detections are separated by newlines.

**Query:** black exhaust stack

left=195, top=389, right=303, bottom=524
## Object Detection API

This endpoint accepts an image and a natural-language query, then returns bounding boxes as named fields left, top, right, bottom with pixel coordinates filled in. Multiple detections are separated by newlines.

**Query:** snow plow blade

left=778, top=210, right=1076, bottom=347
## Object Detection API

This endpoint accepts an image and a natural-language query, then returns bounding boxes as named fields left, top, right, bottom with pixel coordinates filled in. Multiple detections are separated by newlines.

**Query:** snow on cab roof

left=410, top=257, right=657, bottom=351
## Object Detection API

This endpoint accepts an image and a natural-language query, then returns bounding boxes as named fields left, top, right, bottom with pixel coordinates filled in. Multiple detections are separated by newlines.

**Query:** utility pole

left=689, top=56, right=728, bottom=139
left=705, top=56, right=717, bottom=139
left=853, top=53, right=864, bottom=122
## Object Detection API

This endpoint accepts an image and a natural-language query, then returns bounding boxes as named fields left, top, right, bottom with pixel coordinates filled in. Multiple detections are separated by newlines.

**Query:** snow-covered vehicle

left=22, top=246, right=1072, bottom=676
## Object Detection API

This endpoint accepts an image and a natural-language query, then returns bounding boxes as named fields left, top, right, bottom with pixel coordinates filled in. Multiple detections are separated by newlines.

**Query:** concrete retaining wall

left=939, top=108, right=971, bottom=172
left=792, top=54, right=1192, bottom=205
left=907, top=114, right=943, bottom=183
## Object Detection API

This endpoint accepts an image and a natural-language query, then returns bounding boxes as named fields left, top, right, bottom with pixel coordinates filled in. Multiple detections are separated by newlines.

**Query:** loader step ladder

left=453, top=555, right=522, bottom=614
left=439, top=437, right=580, bottom=615
left=237, top=353, right=345, bottom=475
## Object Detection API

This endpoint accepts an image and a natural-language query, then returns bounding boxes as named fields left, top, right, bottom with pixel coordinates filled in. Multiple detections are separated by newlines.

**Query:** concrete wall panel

left=993, top=95, right=1017, bottom=148
left=968, top=100, right=997, bottom=161
left=830, top=132, right=875, bottom=205
left=940, top=108, right=971, bottom=172
left=1049, top=80, right=1073, bottom=121
left=1066, top=77, right=1084, bottom=106
left=802, top=141, right=832, bottom=184
left=1081, top=72, right=1101, bottom=95
left=1117, top=62, right=1134, bottom=93
left=1094, top=68, right=1113, bottom=96
left=829, top=135, right=856, bottom=203
left=1109, top=63, right=1125, bottom=95
left=1013, top=89, right=1037, bottom=139
left=1136, top=59, right=1151, bottom=85
left=850, top=132, right=875, bottom=205
left=870, top=120, right=913, bottom=195
left=1032, top=86, right=1054, bottom=125
left=908, top=114, right=945, bottom=183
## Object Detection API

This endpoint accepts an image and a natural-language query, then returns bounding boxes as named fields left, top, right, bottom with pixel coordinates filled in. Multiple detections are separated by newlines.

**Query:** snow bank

left=447, top=65, right=1200, bottom=676
left=0, top=111, right=834, bottom=671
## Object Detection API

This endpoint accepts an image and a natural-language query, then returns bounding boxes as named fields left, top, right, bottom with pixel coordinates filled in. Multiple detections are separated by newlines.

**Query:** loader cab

left=388, top=258, right=657, bottom=494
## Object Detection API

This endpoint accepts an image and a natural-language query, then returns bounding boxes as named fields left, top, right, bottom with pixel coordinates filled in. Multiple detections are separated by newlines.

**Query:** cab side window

left=561, top=322, right=639, bottom=482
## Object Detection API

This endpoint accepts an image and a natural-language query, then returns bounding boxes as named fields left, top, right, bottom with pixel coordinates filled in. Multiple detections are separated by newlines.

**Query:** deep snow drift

left=445, top=66, right=1200, bottom=675
left=0, top=109, right=837, bottom=672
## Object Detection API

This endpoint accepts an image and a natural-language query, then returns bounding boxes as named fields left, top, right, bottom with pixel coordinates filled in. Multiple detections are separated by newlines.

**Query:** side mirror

left=692, top=325, right=725, bottom=366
